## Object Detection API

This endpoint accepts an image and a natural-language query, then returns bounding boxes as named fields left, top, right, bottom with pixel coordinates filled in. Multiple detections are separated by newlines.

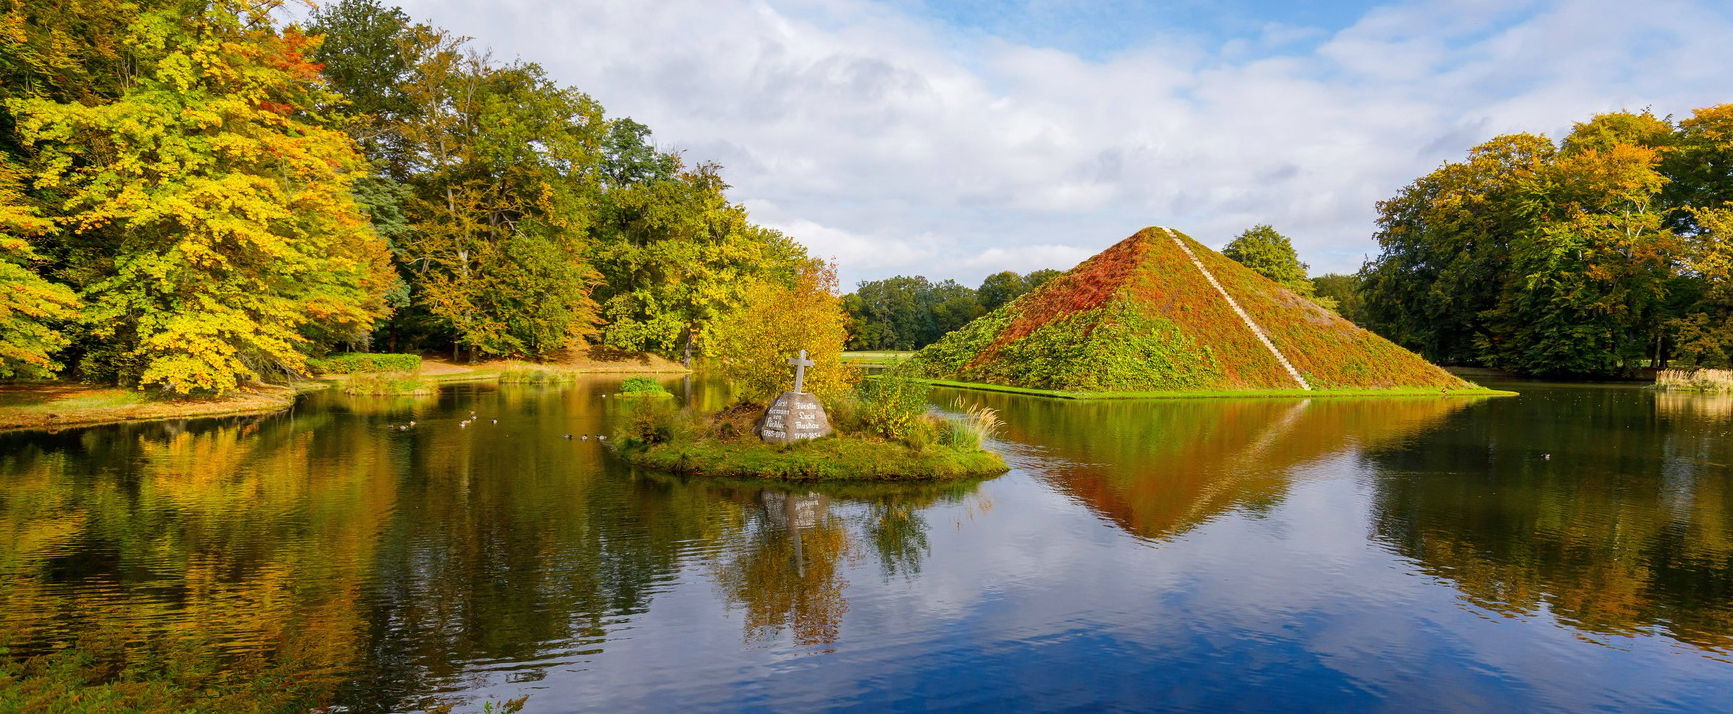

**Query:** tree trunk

left=682, top=329, right=694, bottom=368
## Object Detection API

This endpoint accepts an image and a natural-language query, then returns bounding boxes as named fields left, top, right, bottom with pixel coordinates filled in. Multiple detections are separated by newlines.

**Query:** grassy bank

left=0, top=383, right=301, bottom=433
left=899, top=376, right=1517, bottom=400
left=619, top=435, right=1008, bottom=481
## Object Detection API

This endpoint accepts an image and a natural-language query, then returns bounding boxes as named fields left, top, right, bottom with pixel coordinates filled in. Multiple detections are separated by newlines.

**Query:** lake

left=1, top=377, right=1730, bottom=711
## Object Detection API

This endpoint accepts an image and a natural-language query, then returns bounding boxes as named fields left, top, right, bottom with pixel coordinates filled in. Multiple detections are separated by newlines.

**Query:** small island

left=613, top=349, right=1007, bottom=482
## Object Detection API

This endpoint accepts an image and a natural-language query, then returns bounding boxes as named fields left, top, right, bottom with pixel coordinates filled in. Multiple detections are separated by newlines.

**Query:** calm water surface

left=1, top=377, right=1731, bottom=711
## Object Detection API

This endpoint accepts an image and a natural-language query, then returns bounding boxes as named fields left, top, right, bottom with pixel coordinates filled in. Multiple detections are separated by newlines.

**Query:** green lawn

left=841, top=351, right=915, bottom=366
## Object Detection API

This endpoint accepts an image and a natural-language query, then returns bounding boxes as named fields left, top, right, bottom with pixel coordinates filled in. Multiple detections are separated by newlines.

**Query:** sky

left=383, top=0, right=1733, bottom=289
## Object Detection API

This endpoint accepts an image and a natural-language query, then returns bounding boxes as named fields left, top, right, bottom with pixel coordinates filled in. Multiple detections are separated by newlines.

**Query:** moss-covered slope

left=905, top=227, right=1470, bottom=393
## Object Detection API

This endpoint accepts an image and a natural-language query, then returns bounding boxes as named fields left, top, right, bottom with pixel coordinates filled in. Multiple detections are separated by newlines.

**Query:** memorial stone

left=759, top=350, right=834, bottom=443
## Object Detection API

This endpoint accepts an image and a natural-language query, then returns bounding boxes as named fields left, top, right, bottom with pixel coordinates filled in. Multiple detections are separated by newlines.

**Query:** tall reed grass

left=945, top=398, right=1003, bottom=450
left=1658, top=368, right=1733, bottom=393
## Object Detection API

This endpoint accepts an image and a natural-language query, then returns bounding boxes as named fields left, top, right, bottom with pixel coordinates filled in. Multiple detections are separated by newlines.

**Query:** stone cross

left=788, top=350, right=815, bottom=393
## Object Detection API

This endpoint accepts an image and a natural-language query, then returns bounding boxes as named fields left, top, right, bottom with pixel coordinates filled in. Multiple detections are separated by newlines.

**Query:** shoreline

left=0, top=352, right=693, bottom=433
left=0, top=383, right=306, bottom=434
left=902, top=377, right=1519, bottom=400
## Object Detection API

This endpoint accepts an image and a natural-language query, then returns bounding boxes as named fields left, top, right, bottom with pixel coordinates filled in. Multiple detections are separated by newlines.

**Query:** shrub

left=343, top=372, right=437, bottom=396
left=308, top=353, right=422, bottom=375
left=612, top=399, right=697, bottom=447
left=825, top=393, right=864, bottom=433
left=857, top=375, right=929, bottom=441
left=619, top=376, right=667, bottom=394
left=902, top=415, right=941, bottom=450
left=706, top=401, right=766, bottom=440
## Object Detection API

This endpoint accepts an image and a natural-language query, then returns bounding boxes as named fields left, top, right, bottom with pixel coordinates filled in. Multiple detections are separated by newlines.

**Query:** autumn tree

left=1668, top=205, right=1733, bottom=366
left=1358, top=109, right=1728, bottom=376
left=10, top=0, right=395, bottom=392
left=709, top=261, right=855, bottom=404
left=1360, top=134, right=1557, bottom=365
left=0, top=164, right=78, bottom=378
left=1480, top=139, right=1678, bottom=375
left=1665, top=104, right=1733, bottom=232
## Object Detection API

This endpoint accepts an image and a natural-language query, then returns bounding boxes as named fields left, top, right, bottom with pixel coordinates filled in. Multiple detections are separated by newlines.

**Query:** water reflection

left=4, top=379, right=1733, bottom=710
left=0, top=413, right=388, bottom=704
left=955, top=391, right=1479, bottom=541
left=0, top=383, right=981, bottom=709
left=1368, top=385, right=1733, bottom=652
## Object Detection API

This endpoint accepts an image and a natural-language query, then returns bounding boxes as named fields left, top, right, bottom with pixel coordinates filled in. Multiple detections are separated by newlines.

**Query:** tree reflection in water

left=0, top=385, right=984, bottom=708
left=947, top=388, right=1480, bottom=541
left=687, top=477, right=977, bottom=649
left=1367, top=386, right=1733, bottom=653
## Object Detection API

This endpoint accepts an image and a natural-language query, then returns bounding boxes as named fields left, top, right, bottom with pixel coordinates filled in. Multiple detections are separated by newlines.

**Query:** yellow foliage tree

left=709, top=261, right=855, bottom=403
left=10, top=2, right=395, bottom=393
left=0, top=162, right=79, bottom=379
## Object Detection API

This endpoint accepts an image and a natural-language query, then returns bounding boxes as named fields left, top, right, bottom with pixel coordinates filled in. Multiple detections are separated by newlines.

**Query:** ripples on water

left=1, top=377, right=1730, bottom=711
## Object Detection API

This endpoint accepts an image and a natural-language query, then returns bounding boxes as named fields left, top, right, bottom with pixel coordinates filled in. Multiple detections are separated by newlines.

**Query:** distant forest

left=842, top=270, right=1059, bottom=350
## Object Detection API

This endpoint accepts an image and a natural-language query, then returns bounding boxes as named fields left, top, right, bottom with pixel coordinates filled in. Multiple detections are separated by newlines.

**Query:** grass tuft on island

left=614, top=376, right=674, bottom=398
left=611, top=380, right=1008, bottom=481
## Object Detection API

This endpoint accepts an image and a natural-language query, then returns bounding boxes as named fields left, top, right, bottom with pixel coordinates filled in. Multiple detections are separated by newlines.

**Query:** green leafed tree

left=977, top=271, right=1027, bottom=311
left=591, top=161, right=809, bottom=364
left=393, top=41, right=607, bottom=360
left=1311, top=273, right=1366, bottom=326
left=1223, top=226, right=1314, bottom=292
left=1023, top=268, right=1062, bottom=291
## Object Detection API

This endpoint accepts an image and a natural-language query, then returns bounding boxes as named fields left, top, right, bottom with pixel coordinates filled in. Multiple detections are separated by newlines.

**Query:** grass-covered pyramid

left=903, top=227, right=1476, bottom=395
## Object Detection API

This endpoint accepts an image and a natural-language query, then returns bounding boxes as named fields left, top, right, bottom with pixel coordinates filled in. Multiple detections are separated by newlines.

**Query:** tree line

left=0, top=0, right=816, bottom=394
left=842, top=269, right=1060, bottom=350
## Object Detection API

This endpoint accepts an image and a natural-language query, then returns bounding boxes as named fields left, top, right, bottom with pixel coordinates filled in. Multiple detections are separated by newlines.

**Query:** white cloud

left=961, top=244, right=1094, bottom=275
left=392, top=0, right=1733, bottom=287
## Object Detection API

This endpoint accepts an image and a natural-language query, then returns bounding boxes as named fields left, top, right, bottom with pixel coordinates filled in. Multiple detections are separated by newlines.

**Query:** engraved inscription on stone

left=758, top=350, right=833, bottom=444
left=759, top=391, right=831, bottom=443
